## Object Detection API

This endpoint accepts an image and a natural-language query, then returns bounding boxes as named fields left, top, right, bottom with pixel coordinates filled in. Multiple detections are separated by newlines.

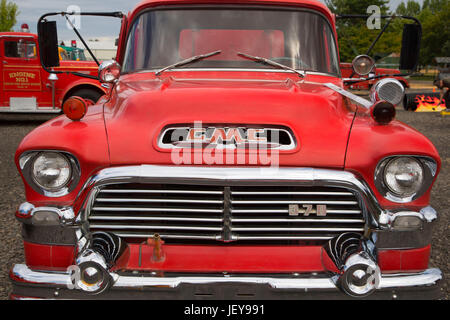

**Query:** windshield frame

left=122, top=4, right=341, bottom=78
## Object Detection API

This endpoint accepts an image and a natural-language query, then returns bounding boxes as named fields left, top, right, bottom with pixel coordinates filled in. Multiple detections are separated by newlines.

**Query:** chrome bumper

left=10, top=264, right=442, bottom=300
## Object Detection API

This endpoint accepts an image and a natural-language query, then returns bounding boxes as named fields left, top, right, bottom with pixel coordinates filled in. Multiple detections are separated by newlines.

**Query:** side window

left=4, top=40, right=37, bottom=59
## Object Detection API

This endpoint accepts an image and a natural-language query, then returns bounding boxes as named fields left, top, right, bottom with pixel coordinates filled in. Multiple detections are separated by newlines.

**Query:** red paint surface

left=23, top=241, right=76, bottom=270
left=378, top=245, right=431, bottom=273
left=118, top=244, right=329, bottom=273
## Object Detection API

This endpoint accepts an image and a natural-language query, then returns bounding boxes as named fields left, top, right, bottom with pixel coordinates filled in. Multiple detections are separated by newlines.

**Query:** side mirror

left=399, top=24, right=421, bottom=71
left=37, top=20, right=60, bottom=68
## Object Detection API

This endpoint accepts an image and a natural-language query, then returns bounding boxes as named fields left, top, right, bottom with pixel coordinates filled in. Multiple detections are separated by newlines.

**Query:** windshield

left=123, top=7, right=340, bottom=75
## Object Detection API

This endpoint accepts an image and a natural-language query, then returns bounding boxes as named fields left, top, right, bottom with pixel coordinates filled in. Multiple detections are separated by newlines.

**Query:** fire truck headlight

left=375, top=156, right=437, bottom=203
left=19, top=151, right=81, bottom=197
left=352, top=55, right=375, bottom=76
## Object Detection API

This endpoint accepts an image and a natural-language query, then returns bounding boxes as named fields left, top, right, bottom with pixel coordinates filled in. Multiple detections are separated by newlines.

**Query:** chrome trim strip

left=95, top=198, right=223, bottom=204
left=0, top=107, right=61, bottom=113
left=232, top=200, right=358, bottom=205
left=89, top=224, right=223, bottom=231
left=231, top=218, right=365, bottom=223
left=110, top=233, right=219, bottom=240
left=232, top=209, right=362, bottom=214
left=324, top=83, right=373, bottom=109
left=232, top=191, right=354, bottom=195
left=76, top=165, right=384, bottom=227
left=232, top=227, right=365, bottom=232
left=235, top=236, right=333, bottom=240
left=89, top=216, right=223, bottom=222
left=100, top=189, right=224, bottom=194
left=11, top=264, right=442, bottom=291
left=92, top=207, right=223, bottom=213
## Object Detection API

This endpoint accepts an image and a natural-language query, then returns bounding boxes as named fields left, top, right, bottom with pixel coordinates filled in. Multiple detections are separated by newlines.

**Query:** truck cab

left=0, top=32, right=105, bottom=113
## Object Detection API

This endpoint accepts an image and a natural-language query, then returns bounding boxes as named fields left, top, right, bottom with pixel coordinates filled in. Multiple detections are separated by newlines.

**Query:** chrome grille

left=88, top=183, right=366, bottom=244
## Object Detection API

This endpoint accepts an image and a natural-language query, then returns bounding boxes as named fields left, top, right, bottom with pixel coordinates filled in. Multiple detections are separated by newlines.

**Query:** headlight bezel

left=19, top=150, right=81, bottom=197
left=374, top=155, right=437, bottom=203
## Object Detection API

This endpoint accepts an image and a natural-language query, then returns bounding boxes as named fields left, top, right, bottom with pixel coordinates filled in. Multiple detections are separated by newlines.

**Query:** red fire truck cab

left=0, top=32, right=105, bottom=113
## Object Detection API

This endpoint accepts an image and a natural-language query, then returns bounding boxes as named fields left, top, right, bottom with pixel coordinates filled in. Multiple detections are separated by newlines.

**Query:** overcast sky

left=12, top=0, right=424, bottom=39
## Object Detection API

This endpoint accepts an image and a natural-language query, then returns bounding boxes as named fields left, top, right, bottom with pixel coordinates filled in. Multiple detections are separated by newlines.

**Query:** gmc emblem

left=158, top=125, right=296, bottom=150
left=289, top=204, right=327, bottom=217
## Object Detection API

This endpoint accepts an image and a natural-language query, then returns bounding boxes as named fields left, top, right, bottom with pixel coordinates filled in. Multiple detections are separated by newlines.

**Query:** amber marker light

left=63, top=96, right=87, bottom=121
left=371, top=100, right=396, bottom=125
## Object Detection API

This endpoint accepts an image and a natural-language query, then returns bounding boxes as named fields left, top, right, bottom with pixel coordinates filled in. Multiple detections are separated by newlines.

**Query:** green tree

left=326, top=0, right=400, bottom=62
left=422, top=0, right=450, bottom=13
left=396, top=0, right=421, bottom=16
left=417, top=3, right=450, bottom=65
left=0, top=0, right=19, bottom=32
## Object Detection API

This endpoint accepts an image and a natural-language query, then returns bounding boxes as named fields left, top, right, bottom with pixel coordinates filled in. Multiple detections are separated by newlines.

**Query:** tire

left=68, top=88, right=103, bottom=105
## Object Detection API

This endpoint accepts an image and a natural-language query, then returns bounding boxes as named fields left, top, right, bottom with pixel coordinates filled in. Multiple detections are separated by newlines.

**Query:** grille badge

left=289, top=204, right=327, bottom=217
left=158, top=126, right=296, bottom=150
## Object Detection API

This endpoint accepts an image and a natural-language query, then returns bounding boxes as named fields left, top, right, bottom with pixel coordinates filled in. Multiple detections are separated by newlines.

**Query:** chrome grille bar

left=84, top=166, right=373, bottom=244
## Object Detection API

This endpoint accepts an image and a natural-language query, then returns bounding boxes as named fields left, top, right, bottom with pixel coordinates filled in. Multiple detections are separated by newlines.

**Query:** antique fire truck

left=10, top=0, right=442, bottom=299
left=0, top=28, right=105, bottom=113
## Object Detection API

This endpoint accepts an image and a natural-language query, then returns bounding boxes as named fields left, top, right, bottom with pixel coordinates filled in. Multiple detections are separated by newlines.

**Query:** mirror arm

left=63, top=13, right=100, bottom=66
left=366, top=16, right=394, bottom=57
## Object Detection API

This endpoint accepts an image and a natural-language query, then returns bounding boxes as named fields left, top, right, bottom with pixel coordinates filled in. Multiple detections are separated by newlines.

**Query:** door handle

left=3, top=61, right=8, bottom=64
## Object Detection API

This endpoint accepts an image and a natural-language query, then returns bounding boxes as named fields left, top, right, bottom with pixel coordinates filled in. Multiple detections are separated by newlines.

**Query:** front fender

left=344, top=113, right=441, bottom=208
left=14, top=105, right=110, bottom=206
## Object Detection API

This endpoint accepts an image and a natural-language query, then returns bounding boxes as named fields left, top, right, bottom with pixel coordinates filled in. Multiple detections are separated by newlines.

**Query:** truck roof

left=0, top=32, right=37, bottom=39
left=130, top=0, right=334, bottom=24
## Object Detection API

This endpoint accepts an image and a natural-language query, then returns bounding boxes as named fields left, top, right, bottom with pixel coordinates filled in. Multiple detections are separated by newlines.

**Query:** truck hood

left=104, top=73, right=355, bottom=168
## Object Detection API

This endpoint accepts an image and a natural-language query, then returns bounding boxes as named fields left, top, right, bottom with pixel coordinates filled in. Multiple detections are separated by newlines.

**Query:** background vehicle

left=9, top=0, right=442, bottom=300
left=59, top=45, right=87, bottom=61
left=0, top=32, right=105, bottom=113
left=341, top=62, right=410, bottom=90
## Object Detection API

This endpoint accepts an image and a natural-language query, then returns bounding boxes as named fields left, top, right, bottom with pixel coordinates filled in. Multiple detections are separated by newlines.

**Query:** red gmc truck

left=9, top=0, right=442, bottom=299
left=0, top=32, right=105, bottom=113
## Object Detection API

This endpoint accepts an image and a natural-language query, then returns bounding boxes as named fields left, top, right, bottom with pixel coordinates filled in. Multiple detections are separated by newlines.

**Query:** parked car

left=0, top=32, right=106, bottom=113
left=10, top=0, right=441, bottom=299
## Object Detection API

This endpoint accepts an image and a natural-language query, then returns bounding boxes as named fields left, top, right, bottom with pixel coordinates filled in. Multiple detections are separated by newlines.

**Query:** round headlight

left=352, top=55, right=375, bottom=76
left=384, top=157, right=424, bottom=197
left=31, top=152, right=72, bottom=191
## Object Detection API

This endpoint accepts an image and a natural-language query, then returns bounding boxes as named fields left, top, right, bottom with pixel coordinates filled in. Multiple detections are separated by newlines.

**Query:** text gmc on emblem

left=158, top=124, right=297, bottom=150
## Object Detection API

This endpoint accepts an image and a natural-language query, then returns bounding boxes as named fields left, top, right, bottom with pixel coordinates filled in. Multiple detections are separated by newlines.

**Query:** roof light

left=21, top=24, right=29, bottom=32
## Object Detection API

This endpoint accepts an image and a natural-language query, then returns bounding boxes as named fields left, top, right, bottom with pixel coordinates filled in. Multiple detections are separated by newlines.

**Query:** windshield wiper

left=237, top=52, right=305, bottom=78
left=155, top=50, right=222, bottom=76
